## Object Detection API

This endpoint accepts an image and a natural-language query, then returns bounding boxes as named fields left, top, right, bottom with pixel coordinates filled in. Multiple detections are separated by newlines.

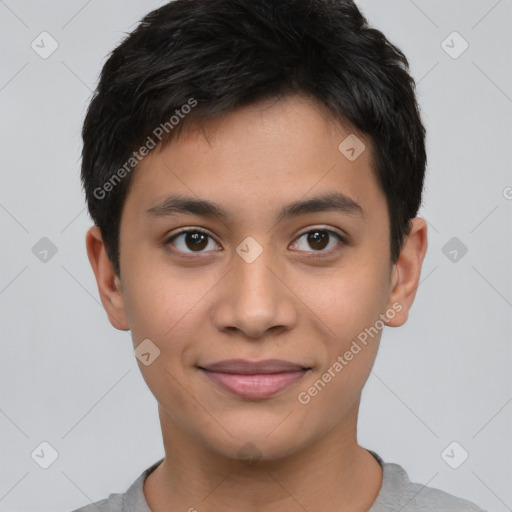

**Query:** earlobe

left=385, top=217, right=428, bottom=327
left=85, top=225, right=130, bottom=331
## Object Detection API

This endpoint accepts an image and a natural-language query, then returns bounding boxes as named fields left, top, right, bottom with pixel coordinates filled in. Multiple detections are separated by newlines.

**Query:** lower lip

left=199, top=369, right=308, bottom=399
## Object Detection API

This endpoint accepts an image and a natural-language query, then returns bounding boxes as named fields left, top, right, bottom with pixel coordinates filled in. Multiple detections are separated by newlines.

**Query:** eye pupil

left=186, top=232, right=208, bottom=251
left=308, top=231, right=329, bottom=250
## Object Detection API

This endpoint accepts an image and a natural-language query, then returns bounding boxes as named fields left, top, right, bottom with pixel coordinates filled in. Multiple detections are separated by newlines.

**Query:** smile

left=199, top=368, right=309, bottom=399
left=197, top=359, right=311, bottom=399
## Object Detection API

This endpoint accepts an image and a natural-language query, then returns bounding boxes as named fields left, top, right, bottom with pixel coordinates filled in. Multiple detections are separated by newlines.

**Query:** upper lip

left=198, top=359, right=309, bottom=374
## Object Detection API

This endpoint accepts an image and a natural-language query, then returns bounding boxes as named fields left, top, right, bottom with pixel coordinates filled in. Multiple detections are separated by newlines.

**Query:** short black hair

left=81, top=0, right=426, bottom=277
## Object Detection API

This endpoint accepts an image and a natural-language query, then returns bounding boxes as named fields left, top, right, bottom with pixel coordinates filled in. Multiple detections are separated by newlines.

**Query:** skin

left=86, top=94, right=427, bottom=512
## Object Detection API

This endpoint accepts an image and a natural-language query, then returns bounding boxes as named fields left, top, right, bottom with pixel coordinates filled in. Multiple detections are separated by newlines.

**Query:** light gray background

left=0, top=1, right=511, bottom=511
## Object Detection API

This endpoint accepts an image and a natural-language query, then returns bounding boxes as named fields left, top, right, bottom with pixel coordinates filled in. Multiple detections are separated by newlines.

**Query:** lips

left=199, top=358, right=309, bottom=374
left=198, top=359, right=311, bottom=399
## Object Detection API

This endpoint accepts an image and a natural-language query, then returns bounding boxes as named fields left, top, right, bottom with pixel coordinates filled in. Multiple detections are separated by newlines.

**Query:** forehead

left=122, top=94, right=385, bottom=225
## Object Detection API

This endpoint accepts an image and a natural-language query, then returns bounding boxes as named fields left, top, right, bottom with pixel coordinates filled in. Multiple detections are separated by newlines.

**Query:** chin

left=199, top=422, right=309, bottom=464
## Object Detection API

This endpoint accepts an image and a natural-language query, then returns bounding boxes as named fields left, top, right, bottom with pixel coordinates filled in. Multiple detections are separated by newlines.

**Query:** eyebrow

left=145, top=191, right=364, bottom=223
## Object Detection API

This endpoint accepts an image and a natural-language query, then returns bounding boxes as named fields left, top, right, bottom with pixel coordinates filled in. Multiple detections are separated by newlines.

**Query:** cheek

left=296, top=271, right=386, bottom=426
left=301, top=260, right=390, bottom=341
left=121, top=262, right=215, bottom=395
left=120, top=249, right=201, bottom=341
left=316, top=256, right=390, bottom=400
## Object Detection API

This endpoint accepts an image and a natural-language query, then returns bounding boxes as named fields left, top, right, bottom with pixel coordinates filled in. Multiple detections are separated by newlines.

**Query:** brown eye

left=166, top=229, right=220, bottom=254
left=307, top=231, right=329, bottom=250
left=184, top=232, right=209, bottom=251
left=292, top=229, right=345, bottom=254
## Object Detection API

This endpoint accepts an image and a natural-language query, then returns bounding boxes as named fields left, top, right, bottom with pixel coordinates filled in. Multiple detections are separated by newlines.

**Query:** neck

left=144, top=404, right=382, bottom=512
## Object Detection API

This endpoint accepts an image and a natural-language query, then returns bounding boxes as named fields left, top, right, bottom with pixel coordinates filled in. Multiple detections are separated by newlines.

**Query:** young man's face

left=88, top=94, right=426, bottom=461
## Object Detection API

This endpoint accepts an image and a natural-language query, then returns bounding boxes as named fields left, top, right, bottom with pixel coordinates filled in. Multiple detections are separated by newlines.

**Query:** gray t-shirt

left=69, top=451, right=486, bottom=511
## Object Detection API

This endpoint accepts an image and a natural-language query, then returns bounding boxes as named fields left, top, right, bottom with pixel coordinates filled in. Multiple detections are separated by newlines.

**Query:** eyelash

left=164, top=227, right=347, bottom=258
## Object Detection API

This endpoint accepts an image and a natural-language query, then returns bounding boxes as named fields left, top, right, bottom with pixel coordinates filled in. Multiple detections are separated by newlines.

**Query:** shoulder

left=371, top=458, right=487, bottom=512
left=66, top=457, right=164, bottom=512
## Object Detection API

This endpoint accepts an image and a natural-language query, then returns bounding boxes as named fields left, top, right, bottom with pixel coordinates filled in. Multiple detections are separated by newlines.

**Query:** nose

left=210, top=243, right=298, bottom=340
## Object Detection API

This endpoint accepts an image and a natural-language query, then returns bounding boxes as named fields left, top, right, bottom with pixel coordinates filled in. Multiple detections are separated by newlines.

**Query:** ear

left=385, top=217, right=428, bottom=327
left=85, top=225, right=130, bottom=331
